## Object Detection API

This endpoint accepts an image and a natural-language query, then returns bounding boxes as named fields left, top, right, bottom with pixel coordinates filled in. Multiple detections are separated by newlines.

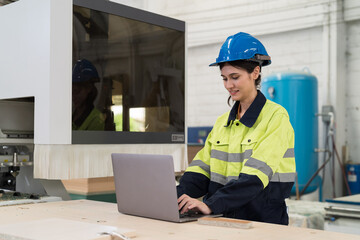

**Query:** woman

left=72, top=59, right=106, bottom=131
left=177, top=32, right=295, bottom=225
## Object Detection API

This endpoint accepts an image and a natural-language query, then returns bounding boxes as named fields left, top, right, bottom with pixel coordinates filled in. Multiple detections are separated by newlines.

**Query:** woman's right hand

left=177, top=194, right=212, bottom=215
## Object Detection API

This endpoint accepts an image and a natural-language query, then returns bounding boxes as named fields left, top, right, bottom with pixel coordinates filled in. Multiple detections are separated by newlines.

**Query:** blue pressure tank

left=261, top=71, right=320, bottom=195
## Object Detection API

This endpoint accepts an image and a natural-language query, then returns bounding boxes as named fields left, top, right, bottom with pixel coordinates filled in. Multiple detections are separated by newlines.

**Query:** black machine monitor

left=72, top=0, right=185, bottom=144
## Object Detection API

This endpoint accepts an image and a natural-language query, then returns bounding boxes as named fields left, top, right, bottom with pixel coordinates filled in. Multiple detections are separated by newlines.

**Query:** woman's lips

left=229, top=90, right=239, bottom=96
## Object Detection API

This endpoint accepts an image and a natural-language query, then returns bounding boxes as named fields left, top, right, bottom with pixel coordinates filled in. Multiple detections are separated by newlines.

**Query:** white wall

left=346, top=19, right=360, bottom=163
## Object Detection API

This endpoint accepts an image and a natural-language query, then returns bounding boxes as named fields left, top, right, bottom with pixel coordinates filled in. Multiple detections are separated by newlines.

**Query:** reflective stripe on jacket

left=177, top=91, right=295, bottom=225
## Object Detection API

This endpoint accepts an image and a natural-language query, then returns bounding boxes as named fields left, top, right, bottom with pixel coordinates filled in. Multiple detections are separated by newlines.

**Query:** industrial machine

left=0, top=99, right=61, bottom=205
left=0, top=99, right=35, bottom=189
left=0, top=145, right=32, bottom=191
left=325, top=194, right=360, bottom=235
left=0, top=0, right=187, bottom=201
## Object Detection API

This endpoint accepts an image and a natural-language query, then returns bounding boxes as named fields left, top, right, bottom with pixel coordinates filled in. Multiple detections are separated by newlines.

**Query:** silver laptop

left=111, top=153, right=218, bottom=223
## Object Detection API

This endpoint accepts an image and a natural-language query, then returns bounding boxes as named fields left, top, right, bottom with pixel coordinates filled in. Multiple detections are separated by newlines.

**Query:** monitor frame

left=72, top=0, right=186, bottom=144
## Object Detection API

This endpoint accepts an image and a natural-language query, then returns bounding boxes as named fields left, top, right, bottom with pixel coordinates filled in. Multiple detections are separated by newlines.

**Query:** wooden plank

left=62, top=177, right=115, bottom=195
left=198, top=217, right=253, bottom=229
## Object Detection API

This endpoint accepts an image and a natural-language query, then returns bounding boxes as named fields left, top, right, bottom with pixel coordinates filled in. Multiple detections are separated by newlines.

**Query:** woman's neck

left=237, top=90, right=258, bottom=119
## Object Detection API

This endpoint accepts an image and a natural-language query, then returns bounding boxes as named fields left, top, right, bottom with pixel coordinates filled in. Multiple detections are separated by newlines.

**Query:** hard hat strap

left=249, top=54, right=271, bottom=68
left=253, top=54, right=271, bottom=61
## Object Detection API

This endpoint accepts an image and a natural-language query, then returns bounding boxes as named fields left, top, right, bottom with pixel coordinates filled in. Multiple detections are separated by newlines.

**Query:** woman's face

left=72, top=83, right=92, bottom=108
left=221, top=63, right=259, bottom=102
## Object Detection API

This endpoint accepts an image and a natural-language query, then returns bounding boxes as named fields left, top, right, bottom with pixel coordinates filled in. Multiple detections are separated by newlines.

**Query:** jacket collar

left=225, top=90, right=267, bottom=128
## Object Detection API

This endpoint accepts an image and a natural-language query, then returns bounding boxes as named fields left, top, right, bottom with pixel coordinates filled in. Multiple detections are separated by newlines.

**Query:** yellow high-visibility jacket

left=177, top=91, right=295, bottom=225
left=72, top=107, right=105, bottom=131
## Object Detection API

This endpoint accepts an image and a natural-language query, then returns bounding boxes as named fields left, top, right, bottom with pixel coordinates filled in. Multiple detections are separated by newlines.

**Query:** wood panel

left=62, top=177, right=115, bottom=195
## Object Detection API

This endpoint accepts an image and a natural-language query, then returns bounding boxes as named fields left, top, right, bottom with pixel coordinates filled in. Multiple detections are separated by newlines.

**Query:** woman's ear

left=252, top=66, right=260, bottom=80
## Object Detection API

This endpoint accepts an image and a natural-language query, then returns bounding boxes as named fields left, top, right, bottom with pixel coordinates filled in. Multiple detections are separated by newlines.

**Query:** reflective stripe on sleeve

left=283, top=148, right=295, bottom=158
left=209, top=172, right=296, bottom=185
left=244, top=157, right=273, bottom=179
left=188, top=160, right=210, bottom=174
left=270, top=172, right=296, bottom=182
left=210, top=149, right=252, bottom=162
left=210, top=172, right=238, bottom=185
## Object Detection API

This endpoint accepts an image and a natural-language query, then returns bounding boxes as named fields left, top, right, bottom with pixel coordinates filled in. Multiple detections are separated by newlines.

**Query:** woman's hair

left=219, top=60, right=261, bottom=105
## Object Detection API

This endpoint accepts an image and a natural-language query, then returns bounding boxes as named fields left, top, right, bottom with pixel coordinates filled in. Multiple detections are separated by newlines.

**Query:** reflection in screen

left=111, top=105, right=147, bottom=132
left=72, top=5, right=185, bottom=134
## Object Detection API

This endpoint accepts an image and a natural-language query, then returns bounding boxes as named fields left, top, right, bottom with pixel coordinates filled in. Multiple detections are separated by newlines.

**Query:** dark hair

left=219, top=60, right=261, bottom=105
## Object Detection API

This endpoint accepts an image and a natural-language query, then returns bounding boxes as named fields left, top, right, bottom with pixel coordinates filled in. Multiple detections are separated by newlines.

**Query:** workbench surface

left=0, top=200, right=358, bottom=240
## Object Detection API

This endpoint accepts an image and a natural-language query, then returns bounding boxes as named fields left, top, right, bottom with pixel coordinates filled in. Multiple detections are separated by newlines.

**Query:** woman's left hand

left=177, top=194, right=212, bottom=215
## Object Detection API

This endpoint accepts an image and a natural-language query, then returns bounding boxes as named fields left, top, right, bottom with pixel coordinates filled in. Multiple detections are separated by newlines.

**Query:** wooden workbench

left=0, top=200, right=358, bottom=240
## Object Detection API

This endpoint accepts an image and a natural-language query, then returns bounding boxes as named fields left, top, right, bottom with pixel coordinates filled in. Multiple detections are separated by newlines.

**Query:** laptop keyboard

left=179, top=210, right=203, bottom=218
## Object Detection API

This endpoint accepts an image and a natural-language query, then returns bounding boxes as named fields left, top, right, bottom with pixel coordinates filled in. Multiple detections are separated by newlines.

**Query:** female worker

left=177, top=32, right=295, bottom=225
left=72, top=59, right=106, bottom=131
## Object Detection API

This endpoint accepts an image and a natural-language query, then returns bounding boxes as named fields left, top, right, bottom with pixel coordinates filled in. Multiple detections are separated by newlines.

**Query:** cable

left=322, top=124, right=329, bottom=193
left=331, top=134, right=352, bottom=195
left=319, top=119, right=331, bottom=201
left=299, top=150, right=332, bottom=198
left=327, top=112, right=336, bottom=198
left=331, top=135, right=336, bottom=198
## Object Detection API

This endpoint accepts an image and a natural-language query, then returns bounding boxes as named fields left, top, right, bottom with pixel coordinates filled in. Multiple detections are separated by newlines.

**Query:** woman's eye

left=222, top=78, right=227, bottom=81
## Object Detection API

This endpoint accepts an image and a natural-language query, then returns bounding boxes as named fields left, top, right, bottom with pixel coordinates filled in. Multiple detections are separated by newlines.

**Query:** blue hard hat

left=209, top=32, right=271, bottom=67
left=72, top=59, right=100, bottom=83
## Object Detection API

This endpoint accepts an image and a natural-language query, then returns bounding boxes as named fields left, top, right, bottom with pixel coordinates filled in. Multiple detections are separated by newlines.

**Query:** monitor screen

left=72, top=0, right=185, bottom=144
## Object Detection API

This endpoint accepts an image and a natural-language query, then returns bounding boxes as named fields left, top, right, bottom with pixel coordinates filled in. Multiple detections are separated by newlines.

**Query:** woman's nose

left=224, top=80, right=233, bottom=89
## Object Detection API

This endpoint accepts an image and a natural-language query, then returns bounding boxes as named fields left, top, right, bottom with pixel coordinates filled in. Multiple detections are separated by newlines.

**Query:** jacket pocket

left=208, top=138, right=230, bottom=162
left=240, top=136, right=258, bottom=152
left=209, top=138, right=229, bottom=151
